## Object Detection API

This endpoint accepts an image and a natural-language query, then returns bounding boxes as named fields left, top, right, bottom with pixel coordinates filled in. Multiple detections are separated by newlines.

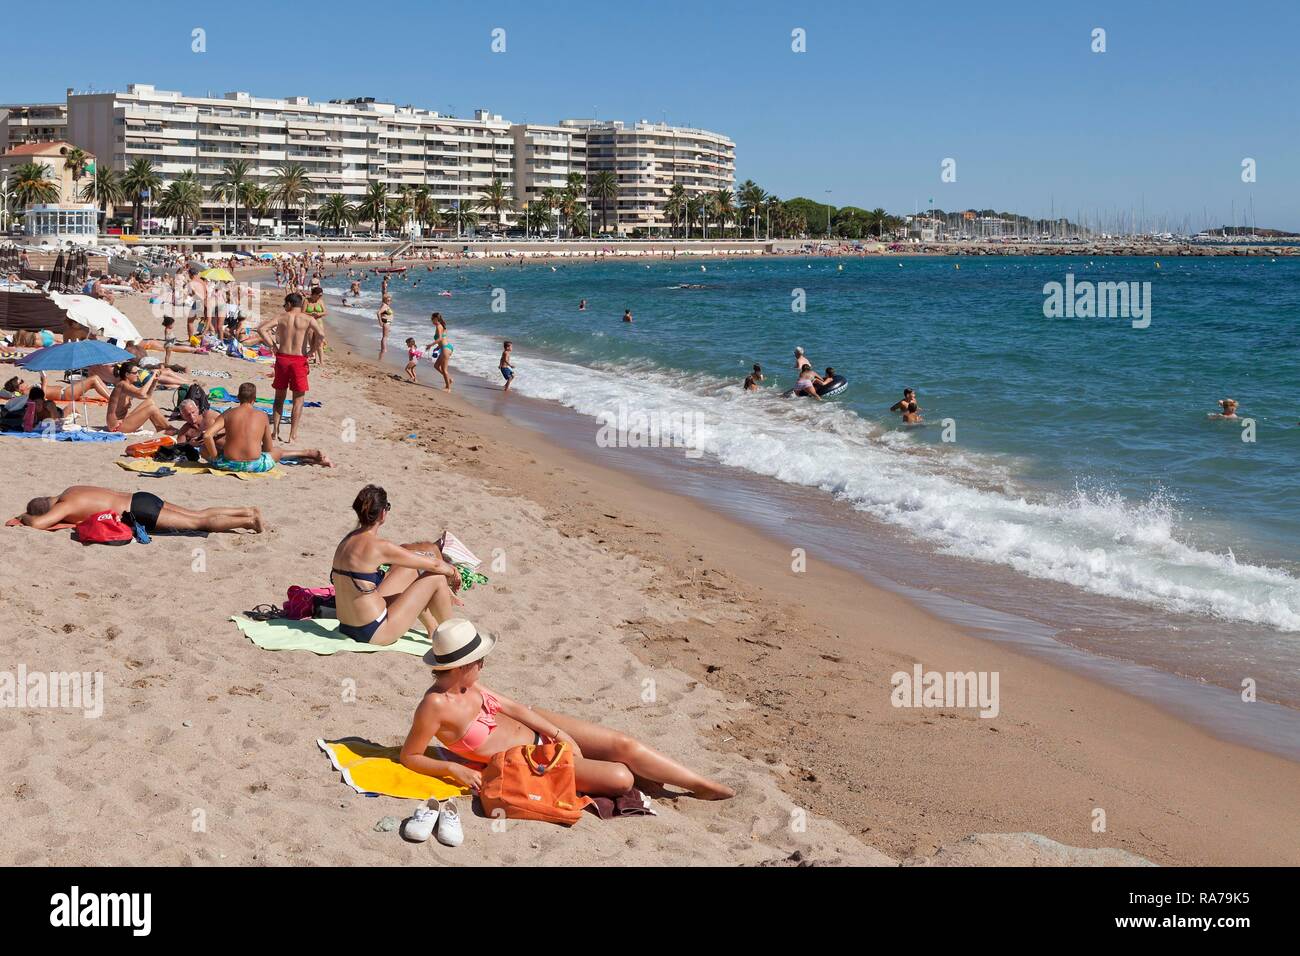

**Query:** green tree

left=480, top=178, right=510, bottom=228
left=79, top=166, right=123, bottom=227
left=10, top=161, right=60, bottom=207
left=317, top=193, right=356, bottom=236
left=213, top=159, right=253, bottom=234
left=357, top=181, right=388, bottom=234
left=61, top=147, right=89, bottom=201
left=588, top=170, right=617, bottom=234
left=270, top=162, right=315, bottom=232
left=120, top=158, right=161, bottom=232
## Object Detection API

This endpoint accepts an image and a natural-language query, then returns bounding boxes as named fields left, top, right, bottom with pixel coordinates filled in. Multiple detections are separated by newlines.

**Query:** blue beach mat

left=1, top=430, right=126, bottom=442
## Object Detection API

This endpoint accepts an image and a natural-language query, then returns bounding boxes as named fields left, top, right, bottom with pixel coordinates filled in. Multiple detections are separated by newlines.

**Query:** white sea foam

left=386, top=321, right=1300, bottom=633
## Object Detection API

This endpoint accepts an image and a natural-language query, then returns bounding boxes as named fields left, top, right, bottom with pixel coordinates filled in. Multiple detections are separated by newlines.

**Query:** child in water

left=499, top=341, right=515, bottom=392
left=404, top=338, right=423, bottom=383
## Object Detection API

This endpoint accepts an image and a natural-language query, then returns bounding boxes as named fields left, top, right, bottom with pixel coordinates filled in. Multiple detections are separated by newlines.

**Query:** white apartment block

left=0, top=103, right=68, bottom=150
left=510, top=123, right=588, bottom=210
left=62, top=84, right=735, bottom=234
left=563, top=119, right=736, bottom=235
left=67, top=85, right=513, bottom=228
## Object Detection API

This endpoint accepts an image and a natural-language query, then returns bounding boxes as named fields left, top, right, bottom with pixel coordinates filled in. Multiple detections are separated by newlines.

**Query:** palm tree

left=455, top=198, right=480, bottom=235
left=737, top=180, right=767, bottom=238
left=79, top=167, right=123, bottom=227
left=158, top=177, right=203, bottom=235
left=589, top=170, right=617, bottom=234
left=10, top=161, right=60, bottom=207
left=120, top=158, right=160, bottom=233
left=213, top=159, right=253, bottom=234
left=270, top=162, right=314, bottom=233
left=61, top=147, right=89, bottom=202
left=480, top=179, right=510, bottom=229
left=357, top=181, right=387, bottom=234
left=246, top=186, right=271, bottom=232
left=523, top=202, right=551, bottom=235
left=665, top=184, right=688, bottom=238
left=869, top=207, right=889, bottom=238
left=411, top=185, right=434, bottom=236
left=386, top=197, right=411, bottom=233
left=710, top=188, right=735, bottom=239
left=317, top=194, right=356, bottom=236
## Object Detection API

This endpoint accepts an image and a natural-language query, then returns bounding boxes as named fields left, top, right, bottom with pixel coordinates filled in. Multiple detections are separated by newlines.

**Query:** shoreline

left=324, top=309, right=1300, bottom=865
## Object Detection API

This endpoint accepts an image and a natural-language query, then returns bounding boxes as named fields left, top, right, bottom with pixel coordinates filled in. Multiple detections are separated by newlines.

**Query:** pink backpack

left=284, top=585, right=335, bottom=620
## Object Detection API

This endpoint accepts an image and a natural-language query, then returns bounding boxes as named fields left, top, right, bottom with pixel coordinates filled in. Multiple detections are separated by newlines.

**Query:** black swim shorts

left=129, top=491, right=164, bottom=532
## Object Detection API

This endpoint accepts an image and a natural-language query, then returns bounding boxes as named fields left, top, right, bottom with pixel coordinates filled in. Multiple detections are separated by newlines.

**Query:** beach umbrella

left=19, top=338, right=133, bottom=371
left=48, top=292, right=143, bottom=344
left=47, top=250, right=68, bottom=292
left=200, top=267, right=234, bottom=281
left=258, top=253, right=275, bottom=260
left=18, top=338, right=135, bottom=426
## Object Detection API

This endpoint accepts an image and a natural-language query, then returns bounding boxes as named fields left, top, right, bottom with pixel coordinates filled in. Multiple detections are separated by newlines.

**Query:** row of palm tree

left=3, top=155, right=895, bottom=241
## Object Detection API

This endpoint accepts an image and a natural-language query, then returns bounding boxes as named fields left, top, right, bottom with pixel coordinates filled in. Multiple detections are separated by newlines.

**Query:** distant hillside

left=1209, top=226, right=1299, bottom=238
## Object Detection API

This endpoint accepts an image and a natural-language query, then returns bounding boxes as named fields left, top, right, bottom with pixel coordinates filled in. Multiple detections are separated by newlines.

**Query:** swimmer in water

left=890, top=387, right=918, bottom=416
left=743, top=364, right=764, bottom=391
left=901, top=400, right=923, bottom=424
left=1209, top=398, right=1239, bottom=419
left=579, top=299, right=587, bottom=311
left=793, top=367, right=822, bottom=401
left=794, top=346, right=812, bottom=373
left=623, top=309, right=633, bottom=323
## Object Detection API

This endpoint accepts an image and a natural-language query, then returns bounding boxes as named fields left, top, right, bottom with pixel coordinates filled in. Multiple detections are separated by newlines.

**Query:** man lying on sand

left=400, top=618, right=735, bottom=799
left=200, top=382, right=333, bottom=472
left=7, top=486, right=262, bottom=533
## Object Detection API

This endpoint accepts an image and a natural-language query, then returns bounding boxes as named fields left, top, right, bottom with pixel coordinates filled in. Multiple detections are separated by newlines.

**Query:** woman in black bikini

left=331, top=485, right=462, bottom=644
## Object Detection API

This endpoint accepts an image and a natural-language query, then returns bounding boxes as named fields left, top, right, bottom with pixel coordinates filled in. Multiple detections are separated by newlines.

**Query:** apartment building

left=61, top=84, right=734, bottom=234
left=562, top=119, right=736, bottom=235
left=0, top=103, right=69, bottom=150
left=510, top=123, right=588, bottom=211
left=67, top=85, right=513, bottom=229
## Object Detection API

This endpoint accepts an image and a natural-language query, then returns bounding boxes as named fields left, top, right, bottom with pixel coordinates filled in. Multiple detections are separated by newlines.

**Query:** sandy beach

left=2, top=283, right=1297, bottom=867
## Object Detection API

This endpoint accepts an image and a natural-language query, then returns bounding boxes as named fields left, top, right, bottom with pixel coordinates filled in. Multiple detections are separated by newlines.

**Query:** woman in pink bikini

left=399, top=619, right=735, bottom=799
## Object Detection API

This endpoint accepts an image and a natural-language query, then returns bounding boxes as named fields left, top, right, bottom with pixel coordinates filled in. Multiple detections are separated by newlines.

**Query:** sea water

left=326, top=254, right=1300, bottom=714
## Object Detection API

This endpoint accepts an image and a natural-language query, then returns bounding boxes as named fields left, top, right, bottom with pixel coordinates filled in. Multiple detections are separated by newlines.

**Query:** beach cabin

left=21, top=203, right=98, bottom=240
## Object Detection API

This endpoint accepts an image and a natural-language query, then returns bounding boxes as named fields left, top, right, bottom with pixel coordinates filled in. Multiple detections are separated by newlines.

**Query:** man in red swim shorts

left=256, top=292, right=325, bottom=443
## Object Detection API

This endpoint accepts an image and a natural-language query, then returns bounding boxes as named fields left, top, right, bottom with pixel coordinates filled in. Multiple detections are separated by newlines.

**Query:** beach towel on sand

left=231, top=616, right=432, bottom=656
left=3, top=429, right=124, bottom=442
left=317, top=738, right=468, bottom=801
left=117, top=458, right=283, bottom=480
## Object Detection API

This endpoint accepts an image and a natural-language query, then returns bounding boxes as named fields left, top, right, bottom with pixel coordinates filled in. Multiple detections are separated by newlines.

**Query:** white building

left=68, top=85, right=514, bottom=230
left=562, top=119, right=736, bottom=235
left=64, top=84, right=734, bottom=235
left=510, top=124, right=588, bottom=228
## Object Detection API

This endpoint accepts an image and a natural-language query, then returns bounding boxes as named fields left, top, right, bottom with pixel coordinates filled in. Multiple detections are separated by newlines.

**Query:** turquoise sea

left=328, top=254, right=1300, bottom=716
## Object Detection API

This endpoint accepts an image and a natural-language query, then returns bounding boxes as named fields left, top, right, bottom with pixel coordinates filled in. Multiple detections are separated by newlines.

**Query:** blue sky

left=6, top=0, right=1298, bottom=229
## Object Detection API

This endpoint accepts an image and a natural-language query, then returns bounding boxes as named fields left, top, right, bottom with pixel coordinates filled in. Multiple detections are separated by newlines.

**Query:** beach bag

left=126, top=435, right=175, bottom=458
left=176, top=382, right=210, bottom=415
left=479, top=742, right=591, bottom=826
left=73, top=511, right=133, bottom=546
left=284, top=585, right=335, bottom=621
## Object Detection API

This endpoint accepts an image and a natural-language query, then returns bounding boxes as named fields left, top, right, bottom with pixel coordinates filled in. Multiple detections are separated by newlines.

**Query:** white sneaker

left=435, top=799, right=463, bottom=847
left=402, top=799, right=440, bottom=843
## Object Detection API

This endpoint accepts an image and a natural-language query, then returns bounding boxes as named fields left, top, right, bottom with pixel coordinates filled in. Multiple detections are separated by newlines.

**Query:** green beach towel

left=231, top=616, right=432, bottom=656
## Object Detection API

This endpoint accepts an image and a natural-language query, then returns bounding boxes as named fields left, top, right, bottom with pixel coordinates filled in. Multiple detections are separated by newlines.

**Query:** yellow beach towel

left=116, top=458, right=283, bottom=480
left=317, top=737, right=468, bottom=801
